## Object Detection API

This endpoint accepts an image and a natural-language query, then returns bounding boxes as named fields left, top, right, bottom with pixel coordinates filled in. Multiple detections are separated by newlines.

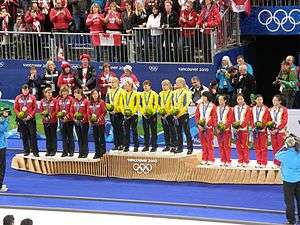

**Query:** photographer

left=0, top=107, right=10, bottom=193
left=275, top=134, right=300, bottom=225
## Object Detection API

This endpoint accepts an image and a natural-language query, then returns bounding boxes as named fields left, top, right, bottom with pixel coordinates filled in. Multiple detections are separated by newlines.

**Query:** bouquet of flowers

left=266, top=121, right=276, bottom=130
left=158, top=108, right=166, bottom=117
left=217, top=122, right=226, bottom=133
left=232, top=121, right=241, bottom=130
left=74, top=112, right=83, bottom=121
left=90, top=114, right=98, bottom=124
left=255, top=121, right=265, bottom=130
left=18, top=110, right=27, bottom=120
left=145, top=108, right=154, bottom=118
left=57, top=110, right=66, bottom=119
left=124, top=108, right=132, bottom=118
left=106, top=103, right=114, bottom=112
left=41, top=110, right=50, bottom=118
left=171, top=107, right=180, bottom=117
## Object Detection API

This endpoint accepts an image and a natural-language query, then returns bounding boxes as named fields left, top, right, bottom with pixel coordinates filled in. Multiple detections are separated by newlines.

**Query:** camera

left=0, top=107, right=11, bottom=117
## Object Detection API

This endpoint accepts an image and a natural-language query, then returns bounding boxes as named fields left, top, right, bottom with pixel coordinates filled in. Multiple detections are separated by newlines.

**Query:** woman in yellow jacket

left=120, top=79, right=140, bottom=152
left=172, top=77, right=193, bottom=155
left=140, top=80, right=159, bottom=152
left=159, top=80, right=178, bottom=152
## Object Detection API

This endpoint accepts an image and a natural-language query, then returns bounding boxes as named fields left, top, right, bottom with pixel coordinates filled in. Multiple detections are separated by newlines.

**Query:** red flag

left=232, top=0, right=251, bottom=15
left=98, top=33, right=122, bottom=46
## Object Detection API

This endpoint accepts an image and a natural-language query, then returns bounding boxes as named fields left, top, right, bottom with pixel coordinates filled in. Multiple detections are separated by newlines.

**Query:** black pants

left=283, top=181, right=300, bottom=223
left=123, top=115, right=139, bottom=148
left=92, top=124, right=106, bottom=155
left=175, top=114, right=193, bottom=151
left=61, top=121, right=74, bottom=155
left=0, top=148, right=6, bottom=188
left=161, top=115, right=178, bottom=148
left=75, top=122, right=89, bottom=156
left=110, top=113, right=124, bottom=148
left=142, top=115, right=157, bottom=148
left=17, top=118, right=39, bottom=154
left=43, top=122, right=57, bottom=154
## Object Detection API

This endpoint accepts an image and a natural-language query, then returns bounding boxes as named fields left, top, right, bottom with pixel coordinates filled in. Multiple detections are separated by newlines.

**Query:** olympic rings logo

left=148, top=66, right=159, bottom=72
left=132, top=163, right=153, bottom=174
left=258, top=9, right=300, bottom=32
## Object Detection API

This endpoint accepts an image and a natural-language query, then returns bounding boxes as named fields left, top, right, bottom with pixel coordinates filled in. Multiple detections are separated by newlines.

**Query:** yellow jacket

left=158, top=90, right=173, bottom=116
left=139, top=90, right=159, bottom=116
left=172, top=88, right=191, bottom=117
left=120, top=90, right=140, bottom=115
left=106, top=87, right=124, bottom=113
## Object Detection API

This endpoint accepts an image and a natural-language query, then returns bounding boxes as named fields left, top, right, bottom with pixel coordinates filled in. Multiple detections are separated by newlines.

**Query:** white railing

left=251, top=0, right=299, bottom=6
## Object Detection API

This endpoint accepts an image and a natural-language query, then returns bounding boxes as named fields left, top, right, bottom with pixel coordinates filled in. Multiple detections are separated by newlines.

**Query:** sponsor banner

left=240, top=6, right=300, bottom=35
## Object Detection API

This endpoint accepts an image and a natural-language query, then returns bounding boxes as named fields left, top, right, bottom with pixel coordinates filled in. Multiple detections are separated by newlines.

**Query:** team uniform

left=195, top=102, right=217, bottom=163
left=140, top=90, right=159, bottom=151
left=39, top=97, right=58, bottom=156
left=120, top=90, right=140, bottom=151
left=233, top=104, right=251, bottom=165
left=57, top=95, right=74, bottom=156
left=172, top=88, right=193, bottom=154
left=269, top=106, right=288, bottom=166
left=158, top=90, right=177, bottom=151
left=251, top=105, right=271, bottom=166
left=88, top=99, right=106, bottom=158
left=14, top=94, right=39, bottom=156
left=71, top=98, right=90, bottom=157
left=106, top=87, right=124, bottom=150
left=216, top=105, right=234, bottom=165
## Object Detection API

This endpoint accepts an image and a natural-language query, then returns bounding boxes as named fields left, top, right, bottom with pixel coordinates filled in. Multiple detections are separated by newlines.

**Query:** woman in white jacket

left=146, top=6, right=162, bottom=62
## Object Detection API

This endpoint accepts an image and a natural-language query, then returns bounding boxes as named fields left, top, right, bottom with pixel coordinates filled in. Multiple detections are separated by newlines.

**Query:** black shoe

left=69, top=153, right=74, bottom=157
left=142, top=147, right=149, bottom=152
left=150, top=147, right=157, bottom=152
left=61, top=153, right=68, bottom=157
left=134, top=147, right=139, bottom=152
left=33, top=153, right=40, bottom=157
left=170, top=147, right=176, bottom=153
left=50, top=152, right=56, bottom=156
left=93, top=154, right=100, bottom=159
left=162, top=147, right=170, bottom=152
left=187, top=149, right=193, bottom=155
left=82, top=154, right=88, bottom=158
left=45, top=152, right=51, bottom=156
left=78, top=154, right=83, bottom=158
left=118, top=146, right=123, bottom=151
left=111, top=146, right=118, bottom=151
left=123, top=148, right=129, bottom=152
left=174, top=148, right=183, bottom=154
left=24, top=152, right=30, bottom=156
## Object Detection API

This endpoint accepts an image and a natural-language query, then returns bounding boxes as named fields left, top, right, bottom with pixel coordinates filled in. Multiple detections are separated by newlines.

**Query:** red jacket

left=216, top=106, right=234, bottom=130
left=71, top=98, right=90, bottom=124
left=57, top=95, right=74, bottom=122
left=179, top=9, right=197, bottom=37
left=39, top=97, right=58, bottom=123
left=250, top=105, right=271, bottom=132
left=98, top=71, right=117, bottom=97
left=104, top=0, right=126, bottom=13
left=49, top=7, right=72, bottom=30
left=88, top=100, right=107, bottom=125
left=269, top=106, right=288, bottom=133
left=14, top=94, right=37, bottom=118
left=105, top=11, right=122, bottom=31
left=57, top=72, right=76, bottom=89
left=196, top=4, right=221, bottom=29
left=86, top=13, right=105, bottom=33
left=24, top=10, right=45, bottom=31
left=233, top=104, right=251, bottom=131
left=195, top=102, right=217, bottom=129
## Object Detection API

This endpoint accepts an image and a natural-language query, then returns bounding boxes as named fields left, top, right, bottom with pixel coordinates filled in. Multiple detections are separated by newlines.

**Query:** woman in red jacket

left=216, top=94, right=234, bottom=166
left=71, top=88, right=90, bottom=158
left=57, top=61, right=76, bottom=93
left=57, top=85, right=74, bottom=157
left=86, top=3, right=105, bottom=61
left=39, top=87, right=58, bottom=156
left=98, top=63, right=117, bottom=100
left=269, top=94, right=288, bottom=168
left=195, top=91, right=217, bottom=165
left=251, top=94, right=271, bottom=168
left=104, top=2, right=122, bottom=32
left=88, top=89, right=107, bottom=159
left=233, top=94, right=251, bottom=167
left=49, top=0, right=72, bottom=32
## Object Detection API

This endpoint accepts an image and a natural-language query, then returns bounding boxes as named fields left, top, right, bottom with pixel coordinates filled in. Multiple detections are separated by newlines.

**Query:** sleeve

left=75, top=70, right=83, bottom=86
left=0, top=119, right=8, bottom=133
left=85, top=67, right=96, bottom=87
left=195, top=105, right=200, bottom=122
left=241, top=106, right=251, bottom=129
left=275, top=149, right=288, bottom=162
left=64, top=8, right=73, bottom=22
left=37, top=11, right=45, bottom=23
left=207, top=7, right=221, bottom=28
left=39, top=100, right=44, bottom=113
left=225, top=107, right=234, bottom=128
left=24, top=11, right=33, bottom=24
left=207, top=105, right=217, bottom=127
left=153, top=92, right=159, bottom=112
left=250, top=108, right=254, bottom=128
left=49, top=8, right=58, bottom=22
left=57, top=74, right=63, bottom=88
left=196, top=11, right=203, bottom=26
left=134, top=92, right=140, bottom=114
left=86, top=14, right=93, bottom=27
left=14, top=96, right=20, bottom=115
left=277, top=108, right=288, bottom=130
left=185, top=12, right=197, bottom=27
left=29, top=96, right=37, bottom=118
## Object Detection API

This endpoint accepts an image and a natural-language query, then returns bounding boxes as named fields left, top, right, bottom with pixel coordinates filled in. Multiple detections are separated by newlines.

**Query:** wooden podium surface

left=11, top=149, right=282, bottom=185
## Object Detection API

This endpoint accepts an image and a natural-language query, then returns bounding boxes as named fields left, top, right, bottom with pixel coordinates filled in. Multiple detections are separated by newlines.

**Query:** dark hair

left=237, top=55, right=244, bottom=60
left=21, top=84, right=29, bottom=90
left=3, top=215, right=14, bottom=225
left=73, top=88, right=83, bottom=95
left=202, top=91, right=212, bottom=102
left=236, top=93, right=244, bottom=99
left=89, top=89, right=101, bottom=102
left=20, top=218, right=33, bottom=225
left=218, top=94, right=229, bottom=105
left=191, top=76, right=200, bottom=81
left=143, top=80, right=152, bottom=86
left=255, top=94, right=263, bottom=99
left=273, top=94, right=282, bottom=103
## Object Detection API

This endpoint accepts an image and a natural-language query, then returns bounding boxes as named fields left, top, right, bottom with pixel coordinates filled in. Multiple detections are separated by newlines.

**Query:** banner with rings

left=240, top=6, right=300, bottom=35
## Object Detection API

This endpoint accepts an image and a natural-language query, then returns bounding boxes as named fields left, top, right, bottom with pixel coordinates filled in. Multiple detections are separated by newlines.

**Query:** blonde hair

left=90, top=3, right=100, bottom=14
left=46, top=60, right=55, bottom=68
left=161, top=79, right=173, bottom=90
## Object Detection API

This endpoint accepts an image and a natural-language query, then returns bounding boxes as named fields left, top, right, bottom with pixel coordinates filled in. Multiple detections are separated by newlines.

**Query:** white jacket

left=146, top=13, right=163, bottom=36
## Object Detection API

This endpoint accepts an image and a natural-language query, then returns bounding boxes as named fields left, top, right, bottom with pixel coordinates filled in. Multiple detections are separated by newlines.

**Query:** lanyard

left=238, top=105, right=243, bottom=120
left=75, top=100, right=82, bottom=112
left=202, top=103, right=210, bottom=118
left=256, top=106, right=262, bottom=122
left=45, top=98, right=52, bottom=113
left=175, top=90, right=184, bottom=104
left=22, top=95, right=28, bottom=107
left=144, top=91, right=152, bottom=107
left=110, top=88, right=119, bottom=103
left=92, top=102, right=97, bottom=114
left=219, top=106, right=226, bottom=121
left=62, top=97, right=67, bottom=110
left=273, top=107, right=280, bottom=122
left=163, top=91, right=171, bottom=106
left=125, top=91, right=133, bottom=107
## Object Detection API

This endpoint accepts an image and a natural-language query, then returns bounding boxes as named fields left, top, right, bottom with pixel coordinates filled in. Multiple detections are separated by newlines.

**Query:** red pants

left=217, top=131, right=232, bottom=163
left=236, top=130, right=249, bottom=164
left=271, top=132, right=285, bottom=166
left=253, top=131, right=268, bottom=165
left=199, top=128, right=214, bottom=162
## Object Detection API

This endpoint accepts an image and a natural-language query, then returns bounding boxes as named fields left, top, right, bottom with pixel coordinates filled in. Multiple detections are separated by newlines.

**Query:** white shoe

left=237, top=163, right=243, bottom=167
left=220, top=162, right=225, bottom=167
left=225, top=162, right=231, bottom=167
left=0, top=184, right=8, bottom=192
left=243, top=163, right=249, bottom=168
left=272, top=164, right=280, bottom=169
left=200, top=161, right=207, bottom=165
left=207, top=161, right=214, bottom=166
left=255, top=164, right=260, bottom=168
left=260, top=164, right=266, bottom=168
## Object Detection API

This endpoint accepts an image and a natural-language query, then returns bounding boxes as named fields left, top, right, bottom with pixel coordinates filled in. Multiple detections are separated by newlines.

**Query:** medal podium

left=11, top=149, right=282, bottom=184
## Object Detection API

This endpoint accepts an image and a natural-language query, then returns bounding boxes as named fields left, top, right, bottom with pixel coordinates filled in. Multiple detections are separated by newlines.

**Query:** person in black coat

left=26, top=65, right=42, bottom=100
left=232, top=64, right=256, bottom=105
left=161, top=0, right=179, bottom=62
left=75, top=54, right=96, bottom=95
left=41, top=60, right=59, bottom=97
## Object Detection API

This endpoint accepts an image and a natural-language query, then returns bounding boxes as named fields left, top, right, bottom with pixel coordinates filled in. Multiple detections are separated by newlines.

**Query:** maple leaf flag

left=232, top=0, right=251, bottom=15
left=98, top=33, right=122, bottom=46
